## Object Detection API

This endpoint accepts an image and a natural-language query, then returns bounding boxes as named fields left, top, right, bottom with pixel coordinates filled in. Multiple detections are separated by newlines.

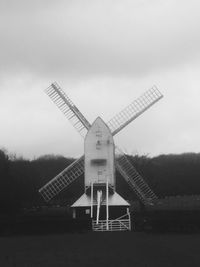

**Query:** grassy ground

left=0, top=232, right=200, bottom=267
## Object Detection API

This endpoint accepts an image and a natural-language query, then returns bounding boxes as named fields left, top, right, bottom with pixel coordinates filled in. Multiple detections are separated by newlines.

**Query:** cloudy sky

left=0, top=0, right=200, bottom=159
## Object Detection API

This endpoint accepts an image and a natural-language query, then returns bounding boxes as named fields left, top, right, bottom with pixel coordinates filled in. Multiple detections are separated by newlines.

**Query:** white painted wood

left=92, top=213, right=131, bottom=232
left=91, top=182, right=93, bottom=218
left=96, top=190, right=102, bottom=224
left=106, top=180, right=109, bottom=230
left=84, top=117, right=115, bottom=188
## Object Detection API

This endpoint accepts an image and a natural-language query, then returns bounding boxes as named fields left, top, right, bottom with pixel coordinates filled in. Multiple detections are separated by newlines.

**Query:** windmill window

left=85, top=209, right=90, bottom=214
left=98, top=171, right=103, bottom=175
left=96, top=140, right=101, bottom=149
left=91, top=159, right=107, bottom=165
left=96, top=131, right=102, bottom=137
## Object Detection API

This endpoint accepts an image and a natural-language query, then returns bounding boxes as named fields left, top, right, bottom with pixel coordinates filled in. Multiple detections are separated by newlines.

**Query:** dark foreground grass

left=0, top=232, right=200, bottom=267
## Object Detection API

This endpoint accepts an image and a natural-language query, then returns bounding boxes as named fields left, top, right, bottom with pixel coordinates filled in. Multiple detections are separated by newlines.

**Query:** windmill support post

left=106, top=180, right=109, bottom=230
left=90, top=182, right=93, bottom=218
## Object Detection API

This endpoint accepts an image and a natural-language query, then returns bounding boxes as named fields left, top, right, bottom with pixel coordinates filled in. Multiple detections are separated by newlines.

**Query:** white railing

left=92, top=214, right=131, bottom=232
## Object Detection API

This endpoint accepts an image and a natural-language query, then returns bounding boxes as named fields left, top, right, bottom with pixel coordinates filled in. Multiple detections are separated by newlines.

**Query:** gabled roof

left=71, top=192, right=130, bottom=207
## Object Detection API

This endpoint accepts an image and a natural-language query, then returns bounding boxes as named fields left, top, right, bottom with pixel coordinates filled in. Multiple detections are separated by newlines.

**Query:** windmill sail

left=45, top=82, right=91, bottom=137
left=107, top=86, right=163, bottom=136
left=115, top=147, right=157, bottom=204
left=39, top=83, right=163, bottom=205
left=39, top=156, right=84, bottom=202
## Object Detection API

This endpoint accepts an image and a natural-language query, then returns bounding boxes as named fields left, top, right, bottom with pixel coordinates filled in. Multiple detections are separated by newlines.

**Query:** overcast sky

left=0, top=0, right=200, bottom=159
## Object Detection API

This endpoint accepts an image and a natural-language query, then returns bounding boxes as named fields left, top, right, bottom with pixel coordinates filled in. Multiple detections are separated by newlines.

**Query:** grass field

left=0, top=232, right=200, bottom=267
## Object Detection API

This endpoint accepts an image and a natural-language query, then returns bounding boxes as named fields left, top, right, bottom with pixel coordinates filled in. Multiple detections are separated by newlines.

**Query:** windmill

left=39, top=82, right=163, bottom=231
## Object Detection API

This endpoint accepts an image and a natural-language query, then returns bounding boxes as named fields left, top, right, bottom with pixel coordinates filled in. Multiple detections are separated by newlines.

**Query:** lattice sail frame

left=39, top=156, right=84, bottom=202
left=115, top=147, right=158, bottom=204
left=39, top=83, right=163, bottom=203
left=107, top=86, right=163, bottom=136
left=45, top=82, right=91, bottom=138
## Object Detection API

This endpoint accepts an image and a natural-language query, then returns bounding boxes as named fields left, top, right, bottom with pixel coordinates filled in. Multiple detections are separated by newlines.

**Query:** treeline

left=1, top=149, right=200, bottom=215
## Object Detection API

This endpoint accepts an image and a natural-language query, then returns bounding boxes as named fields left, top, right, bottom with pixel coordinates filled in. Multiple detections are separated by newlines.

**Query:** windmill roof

left=71, top=192, right=130, bottom=207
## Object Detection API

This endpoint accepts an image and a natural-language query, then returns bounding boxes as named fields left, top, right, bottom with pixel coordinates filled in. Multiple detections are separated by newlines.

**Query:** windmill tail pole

left=96, top=190, right=102, bottom=224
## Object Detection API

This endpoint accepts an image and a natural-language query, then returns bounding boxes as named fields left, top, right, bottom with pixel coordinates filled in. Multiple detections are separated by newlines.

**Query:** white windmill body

left=39, top=82, right=163, bottom=231
left=85, top=117, right=115, bottom=190
left=71, top=117, right=130, bottom=228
